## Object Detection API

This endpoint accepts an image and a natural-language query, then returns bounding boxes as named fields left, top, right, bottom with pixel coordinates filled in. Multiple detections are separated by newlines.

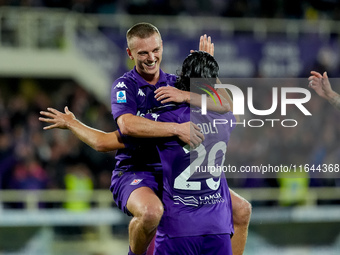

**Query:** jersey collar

left=132, top=66, right=168, bottom=88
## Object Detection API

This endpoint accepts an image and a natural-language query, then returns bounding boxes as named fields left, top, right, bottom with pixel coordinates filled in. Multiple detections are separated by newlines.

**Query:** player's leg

left=111, top=171, right=163, bottom=255
left=229, top=189, right=252, bottom=255
left=127, top=187, right=163, bottom=255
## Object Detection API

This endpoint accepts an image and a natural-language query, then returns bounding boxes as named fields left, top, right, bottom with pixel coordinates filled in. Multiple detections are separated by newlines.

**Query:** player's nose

left=147, top=52, right=156, bottom=61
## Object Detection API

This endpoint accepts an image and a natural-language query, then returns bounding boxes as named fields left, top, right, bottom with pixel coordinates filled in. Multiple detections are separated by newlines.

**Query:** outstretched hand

left=308, top=71, right=334, bottom=100
left=39, top=106, right=75, bottom=130
left=190, top=34, right=214, bottom=56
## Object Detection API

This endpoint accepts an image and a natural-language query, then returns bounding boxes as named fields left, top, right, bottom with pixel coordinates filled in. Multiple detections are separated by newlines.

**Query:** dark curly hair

left=175, top=51, right=219, bottom=93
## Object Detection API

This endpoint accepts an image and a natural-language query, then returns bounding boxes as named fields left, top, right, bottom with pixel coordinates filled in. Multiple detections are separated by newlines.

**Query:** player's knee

left=233, top=199, right=252, bottom=227
left=140, top=203, right=164, bottom=229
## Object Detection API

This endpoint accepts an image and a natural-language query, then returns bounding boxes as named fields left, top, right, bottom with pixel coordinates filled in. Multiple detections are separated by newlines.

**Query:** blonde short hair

left=126, top=22, right=161, bottom=49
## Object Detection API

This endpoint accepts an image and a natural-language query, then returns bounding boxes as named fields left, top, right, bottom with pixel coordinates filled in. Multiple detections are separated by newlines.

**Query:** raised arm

left=191, top=34, right=214, bottom=56
left=154, top=33, right=216, bottom=104
left=309, top=71, right=340, bottom=111
left=216, top=78, right=240, bottom=122
left=154, top=35, right=230, bottom=113
left=39, top=107, right=124, bottom=152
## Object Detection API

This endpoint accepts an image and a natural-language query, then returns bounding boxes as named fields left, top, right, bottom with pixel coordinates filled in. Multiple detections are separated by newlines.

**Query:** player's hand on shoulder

left=155, top=86, right=190, bottom=104
left=39, top=106, right=75, bottom=130
left=190, top=34, right=214, bottom=56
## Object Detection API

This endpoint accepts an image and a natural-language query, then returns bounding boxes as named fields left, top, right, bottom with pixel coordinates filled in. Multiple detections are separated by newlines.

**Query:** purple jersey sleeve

left=111, top=77, right=138, bottom=121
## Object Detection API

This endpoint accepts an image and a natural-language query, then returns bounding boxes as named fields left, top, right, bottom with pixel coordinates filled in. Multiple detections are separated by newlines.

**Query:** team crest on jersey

left=138, top=89, right=146, bottom=97
left=130, top=179, right=143, bottom=185
left=114, top=82, right=127, bottom=89
left=117, top=91, right=127, bottom=103
left=151, top=113, right=160, bottom=121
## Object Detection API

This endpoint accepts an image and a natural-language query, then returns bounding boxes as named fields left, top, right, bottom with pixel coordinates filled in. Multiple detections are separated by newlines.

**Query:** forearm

left=216, top=87, right=233, bottom=111
left=118, top=114, right=179, bottom=138
left=67, top=119, right=124, bottom=152
left=188, top=91, right=231, bottom=113
left=328, top=92, right=340, bottom=111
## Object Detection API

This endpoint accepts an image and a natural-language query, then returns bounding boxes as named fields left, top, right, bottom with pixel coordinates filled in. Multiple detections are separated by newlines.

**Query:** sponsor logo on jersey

left=138, top=89, right=146, bottom=97
left=117, top=91, right=127, bottom=103
left=130, top=179, right=143, bottom=185
left=114, top=82, right=127, bottom=89
left=199, top=192, right=225, bottom=205
left=173, top=195, right=199, bottom=207
left=173, top=192, right=225, bottom=206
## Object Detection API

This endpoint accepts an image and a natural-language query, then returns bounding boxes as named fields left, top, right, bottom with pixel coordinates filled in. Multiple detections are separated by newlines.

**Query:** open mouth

left=145, top=61, right=156, bottom=68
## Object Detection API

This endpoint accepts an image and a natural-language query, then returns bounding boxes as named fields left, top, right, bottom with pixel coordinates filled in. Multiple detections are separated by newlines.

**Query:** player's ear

left=126, top=48, right=134, bottom=60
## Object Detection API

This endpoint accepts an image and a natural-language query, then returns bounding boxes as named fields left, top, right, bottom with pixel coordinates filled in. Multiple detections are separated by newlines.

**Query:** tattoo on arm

left=329, top=94, right=340, bottom=111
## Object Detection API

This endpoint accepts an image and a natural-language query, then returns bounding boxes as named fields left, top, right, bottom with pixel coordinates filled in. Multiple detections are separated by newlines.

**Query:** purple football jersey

left=110, top=67, right=177, bottom=173
left=141, top=104, right=236, bottom=237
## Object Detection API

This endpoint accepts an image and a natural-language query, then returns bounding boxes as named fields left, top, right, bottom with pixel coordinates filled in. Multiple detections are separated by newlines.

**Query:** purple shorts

left=154, top=234, right=232, bottom=255
left=110, top=170, right=163, bottom=216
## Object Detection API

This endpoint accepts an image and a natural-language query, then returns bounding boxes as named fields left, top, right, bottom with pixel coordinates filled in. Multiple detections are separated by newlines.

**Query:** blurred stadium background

left=0, top=0, right=340, bottom=254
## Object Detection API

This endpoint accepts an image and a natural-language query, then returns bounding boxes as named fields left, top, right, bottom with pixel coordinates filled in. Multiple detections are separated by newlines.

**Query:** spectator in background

left=278, top=169, right=310, bottom=207
left=0, top=79, right=117, bottom=195
left=9, top=155, right=48, bottom=191
left=7, top=144, right=49, bottom=208
left=0, top=128, right=16, bottom=190
left=63, top=162, right=93, bottom=211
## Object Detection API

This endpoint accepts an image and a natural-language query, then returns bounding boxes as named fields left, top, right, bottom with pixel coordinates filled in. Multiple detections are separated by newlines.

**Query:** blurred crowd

left=0, top=75, right=339, bottom=208
left=0, top=0, right=339, bottom=209
left=0, top=0, right=339, bottom=19
left=0, top=78, right=117, bottom=204
left=226, top=80, right=340, bottom=189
